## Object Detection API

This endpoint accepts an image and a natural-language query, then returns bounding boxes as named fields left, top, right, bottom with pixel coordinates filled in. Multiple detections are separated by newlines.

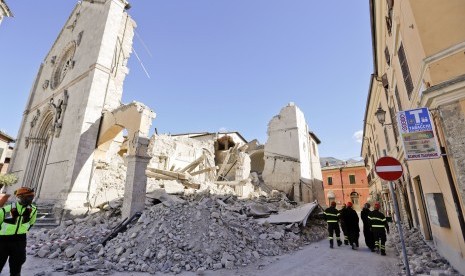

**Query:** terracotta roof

left=0, top=130, right=15, bottom=142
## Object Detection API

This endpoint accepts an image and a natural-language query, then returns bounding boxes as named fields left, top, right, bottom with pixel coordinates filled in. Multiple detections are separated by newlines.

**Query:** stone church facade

left=8, top=0, right=154, bottom=217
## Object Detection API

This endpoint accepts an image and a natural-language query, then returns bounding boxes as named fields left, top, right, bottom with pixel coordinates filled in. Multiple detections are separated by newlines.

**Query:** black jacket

left=343, top=207, right=360, bottom=233
left=361, top=207, right=370, bottom=227
left=368, top=210, right=389, bottom=232
left=324, top=206, right=339, bottom=223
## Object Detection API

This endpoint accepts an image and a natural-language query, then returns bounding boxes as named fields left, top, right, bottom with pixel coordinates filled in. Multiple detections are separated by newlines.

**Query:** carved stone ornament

left=42, top=80, right=49, bottom=89
left=51, top=42, right=76, bottom=90
left=48, top=90, right=69, bottom=137
left=26, top=110, right=41, bottom=148
left=77, top=31, right=84, bottom=46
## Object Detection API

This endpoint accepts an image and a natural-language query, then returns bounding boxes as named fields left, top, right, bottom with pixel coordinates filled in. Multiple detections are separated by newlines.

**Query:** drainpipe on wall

left=339, top=167, right=345, bottom=203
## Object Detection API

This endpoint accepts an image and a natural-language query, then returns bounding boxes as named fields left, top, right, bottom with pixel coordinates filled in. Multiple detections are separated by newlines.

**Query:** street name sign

left=375, top=156, right=403, bottom=181
left=397, top=107, right=441, bottom=160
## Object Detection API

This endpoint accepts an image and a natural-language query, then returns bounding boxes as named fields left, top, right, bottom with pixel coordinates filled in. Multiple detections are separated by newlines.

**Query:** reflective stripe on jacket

left=324, top=206, right=340, bottom=223
left=0, top=202, right=37, bottom=236
left=368, top=210, right=388, bottom=231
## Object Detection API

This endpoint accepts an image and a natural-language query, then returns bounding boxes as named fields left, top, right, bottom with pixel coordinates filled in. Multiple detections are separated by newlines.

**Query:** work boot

left=330, top=240, right=334, bottom=249
left=381, top=251, right=386, bottom=256
left=337, top=240, right=342, bottom=246
left=344, top=240, right=349, bottom=245
left=351, top=244, right=356, bottom=250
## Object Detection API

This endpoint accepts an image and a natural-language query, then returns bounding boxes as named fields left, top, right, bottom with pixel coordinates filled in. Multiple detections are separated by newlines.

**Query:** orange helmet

left=374, top=202, right=381, bottom=210
left=14, top=187, right=35, bottom=198
left=347, top=202, right=353, bottom=208
left=330, top=201, right=336, bottom=207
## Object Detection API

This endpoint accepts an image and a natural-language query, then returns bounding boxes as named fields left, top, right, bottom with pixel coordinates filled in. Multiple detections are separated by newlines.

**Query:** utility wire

left=135, top=30, right=153, bottom=58
left=132, top=47, right=151, bottom=79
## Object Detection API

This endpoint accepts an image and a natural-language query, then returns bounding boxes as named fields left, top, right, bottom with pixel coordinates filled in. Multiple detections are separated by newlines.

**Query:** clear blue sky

left=0, top=1, right=372, bottom=160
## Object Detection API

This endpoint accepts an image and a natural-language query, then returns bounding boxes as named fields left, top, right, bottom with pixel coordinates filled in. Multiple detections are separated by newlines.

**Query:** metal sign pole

left=389, top=181, right=411, bottom=276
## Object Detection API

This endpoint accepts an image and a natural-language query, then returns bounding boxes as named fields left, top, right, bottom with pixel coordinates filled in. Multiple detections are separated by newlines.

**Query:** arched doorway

left=24, top=112, right=54, bottom=197
left=350, top=191, right=360, bottom=210
left=327, top=190, right=335, bottom=206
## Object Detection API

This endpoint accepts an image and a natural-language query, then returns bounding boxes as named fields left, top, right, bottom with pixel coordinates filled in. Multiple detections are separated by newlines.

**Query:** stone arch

left=96, top=102, right=155, bottom=217
left=24, top=110, right=55, bottom=196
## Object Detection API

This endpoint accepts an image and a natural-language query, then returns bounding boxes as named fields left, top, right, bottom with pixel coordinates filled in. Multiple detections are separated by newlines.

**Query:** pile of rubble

left=29, top=192, right=326, bottom=274
left=389, top=225, right=460, bottom=275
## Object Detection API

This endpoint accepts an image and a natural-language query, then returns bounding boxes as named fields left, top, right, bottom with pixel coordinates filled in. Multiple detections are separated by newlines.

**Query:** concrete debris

left=28, top=192, right=326, bottom=274
left=390, top=224, right=461, bottom=276
left=256, top=201, right=319, bottom=227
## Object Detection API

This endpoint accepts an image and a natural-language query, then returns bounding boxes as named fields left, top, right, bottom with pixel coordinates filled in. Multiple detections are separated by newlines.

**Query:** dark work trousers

left=372, top=228, right=387, bottom=253
left=348, top=230, right=359, bottom=247
left=327, top=222, right=341, bottom=246
left=328, top=223, right=341, bottom=239
left=363, top=225, right=374, bottom=249
left=0, top=239, right=27, bottom=276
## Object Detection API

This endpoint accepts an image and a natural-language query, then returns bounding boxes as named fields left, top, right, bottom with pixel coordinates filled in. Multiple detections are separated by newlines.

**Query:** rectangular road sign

left=397, top=107, right=441, bottom=160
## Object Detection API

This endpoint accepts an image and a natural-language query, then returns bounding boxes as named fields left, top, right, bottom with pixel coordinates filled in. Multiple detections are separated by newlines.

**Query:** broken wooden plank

left=190, top=166, right=219, bottom=176
left=216, top=144, right=239, bottom=180
left=179, top=154, right=205, bottom=173
left=146, top=168, right=191, bottom=180
left=146, top=170, right=177, bottom=180
left=214, top=179, right=248, bottom=186
left=180, top=181, right=201, bottom=189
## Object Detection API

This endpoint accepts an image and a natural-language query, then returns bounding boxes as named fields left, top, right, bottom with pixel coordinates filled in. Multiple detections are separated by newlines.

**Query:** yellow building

left=362, top=0, right=465, bottom=273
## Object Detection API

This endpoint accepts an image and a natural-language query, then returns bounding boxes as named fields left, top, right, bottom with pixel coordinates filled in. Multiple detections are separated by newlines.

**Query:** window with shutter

left=386, top=16, right=392, bottom=36
left=349, top=175, right=356, bottom=184
left=382, top=74, right=389, bottom=101
left=389, top=106, right=399, bottom=145
left=394, top=86, right=403, bottom=111
left=384, top=127, right=391, bottom=152
left=385, top=47, right=391, bottom=66
left=386, top=0, right=394, bottom=11
left=398, top=43, right=414, bottom=98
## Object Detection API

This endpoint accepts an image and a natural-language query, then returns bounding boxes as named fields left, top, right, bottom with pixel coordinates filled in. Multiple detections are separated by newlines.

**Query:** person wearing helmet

left=338, top=203, right=349, bottom=245
left=0, top=187, right=37, bottom=275
left=323, top=201, right=342, bottom=248
left=368, top=202, right=389, bottom=255
left=342, top=201, right=360, bottom=250
left=361, top=202, right=374, bottom=251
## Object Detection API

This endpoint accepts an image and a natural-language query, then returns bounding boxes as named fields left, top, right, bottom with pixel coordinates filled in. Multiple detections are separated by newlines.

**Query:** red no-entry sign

left=375, top=156, right=403, bottom=181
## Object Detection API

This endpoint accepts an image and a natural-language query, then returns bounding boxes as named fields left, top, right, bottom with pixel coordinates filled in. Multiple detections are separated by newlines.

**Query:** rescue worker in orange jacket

left=368, top=202, right=390, bottom=255
left=324, top=201, right=342, bottom=248
left=0, top=187, right=37, bottom=276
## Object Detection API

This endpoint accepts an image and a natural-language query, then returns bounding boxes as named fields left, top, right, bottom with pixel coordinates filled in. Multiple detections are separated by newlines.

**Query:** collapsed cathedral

left=7, top=0, right=324, bottom=222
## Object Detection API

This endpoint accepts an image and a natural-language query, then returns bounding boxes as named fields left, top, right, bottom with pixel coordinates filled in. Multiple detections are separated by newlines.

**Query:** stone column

left=122, top=154, right=150, bottom=218
left=122, top=134, right=151, bottom=218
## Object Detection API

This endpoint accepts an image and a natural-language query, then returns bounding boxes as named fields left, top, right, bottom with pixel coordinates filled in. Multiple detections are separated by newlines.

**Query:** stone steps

left=34, top=205, right=60, bottom=229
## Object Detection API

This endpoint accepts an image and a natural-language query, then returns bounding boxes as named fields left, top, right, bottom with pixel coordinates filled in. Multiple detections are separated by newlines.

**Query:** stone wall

left=263, top=103, right=313, bottom=202
left=440, top=100, right=465, bottom=209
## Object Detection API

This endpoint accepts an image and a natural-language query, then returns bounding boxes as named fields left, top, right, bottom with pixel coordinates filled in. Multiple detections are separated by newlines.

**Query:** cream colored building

left=0, top=131, right=14, bottom=174
left=0, top=0, right=12, bottom=26
left=362, top=0, right=465, bottom=273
